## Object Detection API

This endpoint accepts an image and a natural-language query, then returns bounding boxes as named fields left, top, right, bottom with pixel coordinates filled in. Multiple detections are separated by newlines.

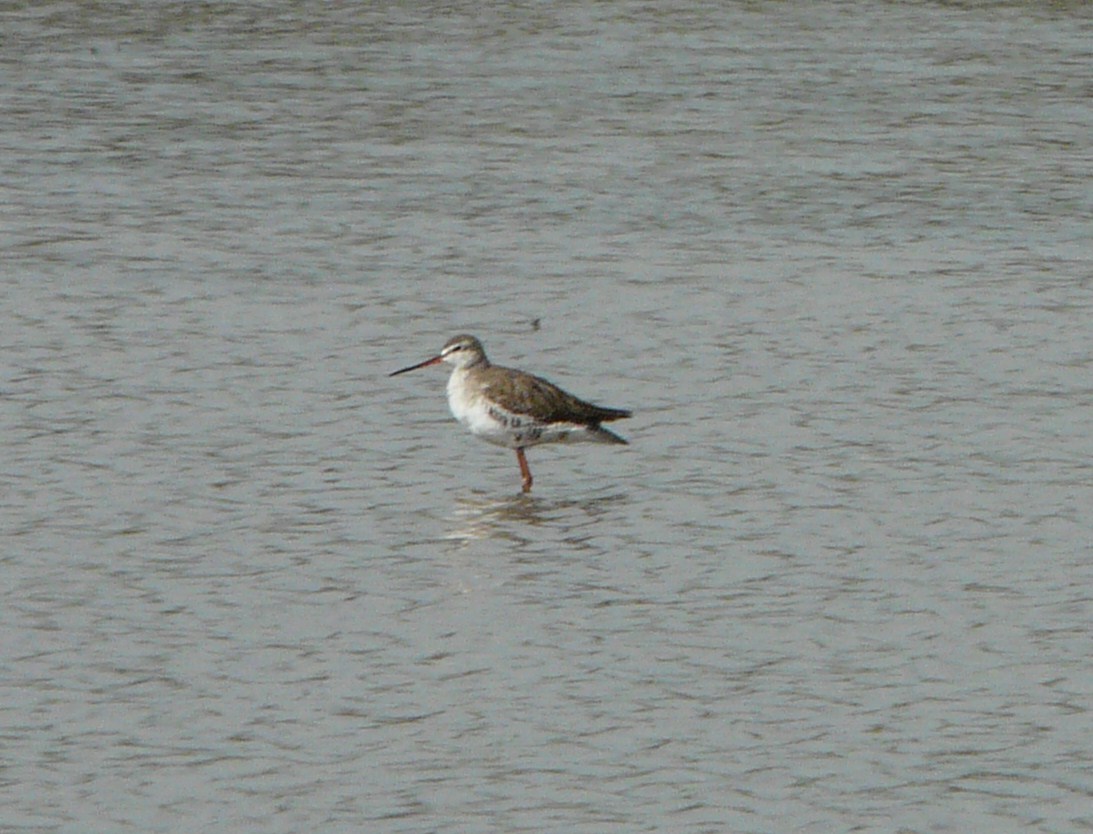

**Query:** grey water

left=2, top=1, right=1092, bottom=832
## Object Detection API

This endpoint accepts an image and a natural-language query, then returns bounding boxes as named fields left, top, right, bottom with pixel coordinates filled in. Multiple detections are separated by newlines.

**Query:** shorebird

left=389, top=334, right=631, bottom=493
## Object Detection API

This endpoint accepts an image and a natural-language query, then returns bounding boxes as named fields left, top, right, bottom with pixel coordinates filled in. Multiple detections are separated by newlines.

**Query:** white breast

left=447, top=370, right=513, bottom=447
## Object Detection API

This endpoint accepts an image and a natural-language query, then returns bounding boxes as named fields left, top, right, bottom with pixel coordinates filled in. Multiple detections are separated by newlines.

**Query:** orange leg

left=515, top=448, right=533, bottom=493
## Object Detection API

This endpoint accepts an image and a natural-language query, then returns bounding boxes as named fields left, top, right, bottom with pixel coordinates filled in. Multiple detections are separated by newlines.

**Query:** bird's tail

left=588, top=424, right=628, bottom=445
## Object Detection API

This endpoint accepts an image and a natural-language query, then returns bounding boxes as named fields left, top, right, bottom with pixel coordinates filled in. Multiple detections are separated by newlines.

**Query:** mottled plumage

left=390, top=334, right=631, bottom=492
left=474, top=366, right=631, bottom=427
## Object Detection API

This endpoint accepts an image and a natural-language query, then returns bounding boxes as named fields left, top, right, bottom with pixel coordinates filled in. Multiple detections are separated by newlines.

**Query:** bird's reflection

left=443, top=489, right=628, bottom=547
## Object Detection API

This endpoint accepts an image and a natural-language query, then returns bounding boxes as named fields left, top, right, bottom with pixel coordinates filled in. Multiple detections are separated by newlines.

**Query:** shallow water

left=3, top=1, right=1092, bottom=831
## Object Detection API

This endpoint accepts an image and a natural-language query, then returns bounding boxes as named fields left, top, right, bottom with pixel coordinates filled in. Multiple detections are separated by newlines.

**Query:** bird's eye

left=450, top=345, right=462, bottom=351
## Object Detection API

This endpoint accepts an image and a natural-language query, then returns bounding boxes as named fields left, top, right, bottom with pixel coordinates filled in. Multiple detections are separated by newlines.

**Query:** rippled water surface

left=3, top=1, right=1092, bottom=832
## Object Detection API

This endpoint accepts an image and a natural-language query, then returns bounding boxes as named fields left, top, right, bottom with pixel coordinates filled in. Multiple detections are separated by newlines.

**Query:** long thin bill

left=389, top=355, right=442, bottom=377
